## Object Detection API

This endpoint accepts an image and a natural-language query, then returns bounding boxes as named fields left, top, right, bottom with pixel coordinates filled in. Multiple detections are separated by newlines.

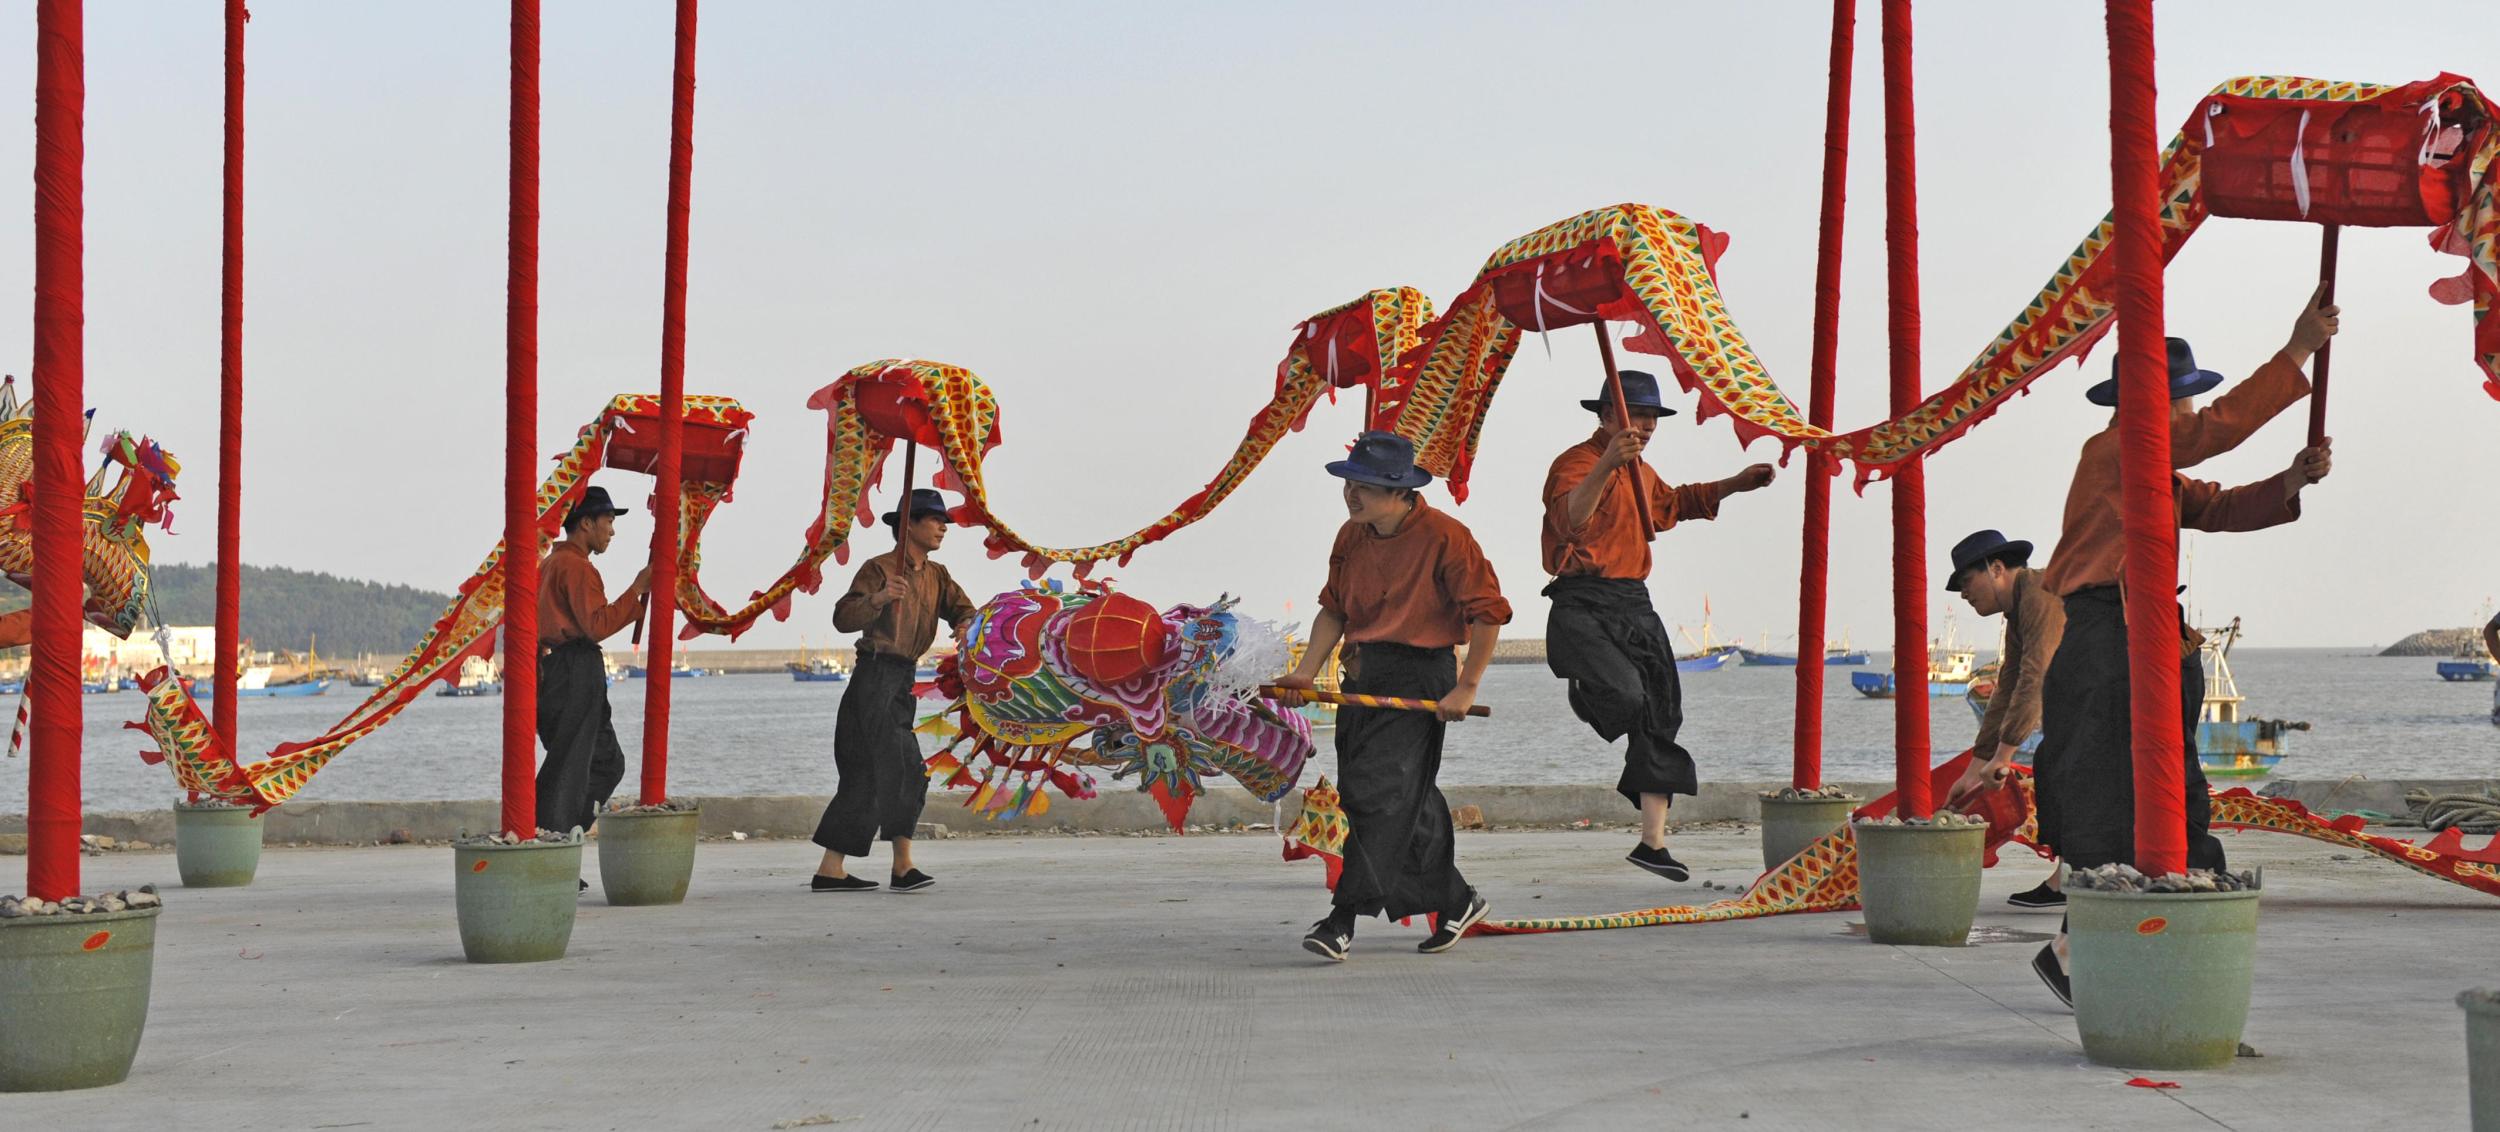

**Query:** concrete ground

left=6, top=823, right=2492, bottom=1131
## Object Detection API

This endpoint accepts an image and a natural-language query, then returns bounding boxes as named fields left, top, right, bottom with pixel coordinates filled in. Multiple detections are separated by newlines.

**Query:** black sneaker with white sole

left=1626, top=843, right=1691, bottom=882
left=1417, top=891, right=1491, bottom=954
left=2007, top=881, right=2066, bottom=909
left=888, top=869, right=936, bottom=893
left=1302, top=919, right=1353, bottom=962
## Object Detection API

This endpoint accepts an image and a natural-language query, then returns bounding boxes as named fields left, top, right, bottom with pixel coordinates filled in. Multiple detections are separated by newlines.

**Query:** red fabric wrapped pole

left=26, top=0, right=85, bottom=903
left=2105, top=0, right=2186, bottom=876
left=500, top=0, right=542, bottom=838
left=214, top=0, right=245, bottom=768
left=1791, top=0, right=1855, bottom=790
left=640, top=0, right=697, bottom=804
left=1881, top=0, right=1930, bottom=817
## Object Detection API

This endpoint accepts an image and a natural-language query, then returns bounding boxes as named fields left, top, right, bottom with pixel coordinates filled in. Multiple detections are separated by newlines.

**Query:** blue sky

left=6, top=1, right=2497, bottom=650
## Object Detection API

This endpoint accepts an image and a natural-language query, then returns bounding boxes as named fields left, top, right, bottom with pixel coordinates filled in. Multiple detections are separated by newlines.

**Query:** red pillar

left=214, top=0, right=245, bottom=768
left=2104, top=0, right=2187, bottom=876
left=501, top=0, right=542, bottom=837
left=26, top=0, right=85, bottom=903
left=1880, top=0, right=1930, bottom=817
left=1790, top=0, right=1855, bottom=790
left=640, top=0, right=697, bottom=804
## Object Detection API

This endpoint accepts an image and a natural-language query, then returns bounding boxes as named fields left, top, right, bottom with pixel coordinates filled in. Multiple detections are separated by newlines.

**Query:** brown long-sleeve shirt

left=832, top=551, right=975, bottom=661
left=2040, top=353, right=2311, bottom=597
left=1540, top=432, right=1724, bottom=579
left=1319, top=497, right=1512, bottom=648
left=539, top=542, right=643, bottom=646
left=1973, top=567, right=2065, bottom=755
left=0, top=608, right=28, bottom=650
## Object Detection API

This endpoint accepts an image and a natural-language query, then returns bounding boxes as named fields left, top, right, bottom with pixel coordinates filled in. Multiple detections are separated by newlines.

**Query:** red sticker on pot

left=82, top=931, right=111, bottom=951
left=2136, top=917, right=2168, bottom=935
left=471, top=860, right=490, bottom=873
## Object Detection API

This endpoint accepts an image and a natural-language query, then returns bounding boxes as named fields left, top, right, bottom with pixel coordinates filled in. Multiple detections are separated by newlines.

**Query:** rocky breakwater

left=2381, top=627, right=2488, bottom=657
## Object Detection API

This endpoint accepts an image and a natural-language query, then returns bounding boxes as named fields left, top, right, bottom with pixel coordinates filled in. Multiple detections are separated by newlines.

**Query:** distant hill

left=0, top=563, right=455, bottom=658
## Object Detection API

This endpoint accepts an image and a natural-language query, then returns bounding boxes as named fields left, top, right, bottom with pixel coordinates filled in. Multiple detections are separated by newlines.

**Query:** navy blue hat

left=1325, top=431, right=1433, bottom=490
left=881, top=488, right=952, bottom=528
left=1580, top=369, right=1680, bottom=417
left=2086, top=337, right=2225, bottom=407
left=1945, top=529, right=2034, bottom=592
left=563, top=484, right=631, bottom=529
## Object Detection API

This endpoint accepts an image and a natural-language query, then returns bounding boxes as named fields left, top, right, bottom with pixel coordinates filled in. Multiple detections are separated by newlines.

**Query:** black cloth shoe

left=809, top=873, right=878, bottom=893
left=578, top=879, right=589, bottom=893
left=1626, top=843, right=1691, bottom=882
left=1301, top=917, right=1353, bottom=962
left=2032, top=943, right=2074, bottom=1008
left=888, top=869, right=936, bottom=893
left=2007, top=881, right=2066, bottom=909
left=1418, top=891, right=1491, bottom=954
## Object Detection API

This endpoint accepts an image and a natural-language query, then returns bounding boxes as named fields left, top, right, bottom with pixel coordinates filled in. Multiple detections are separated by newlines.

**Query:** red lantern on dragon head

left=1060, top=592, right=1176, bottom=686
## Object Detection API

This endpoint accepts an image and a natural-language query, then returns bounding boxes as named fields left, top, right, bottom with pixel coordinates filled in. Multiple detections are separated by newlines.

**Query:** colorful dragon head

left=0, top=378, right=181, bottom=638
left=926, top=579, right=1314, bottom=831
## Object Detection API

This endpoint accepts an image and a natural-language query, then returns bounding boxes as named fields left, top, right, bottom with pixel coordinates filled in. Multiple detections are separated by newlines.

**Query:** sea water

left=9, top=648, right=2495, bottom=814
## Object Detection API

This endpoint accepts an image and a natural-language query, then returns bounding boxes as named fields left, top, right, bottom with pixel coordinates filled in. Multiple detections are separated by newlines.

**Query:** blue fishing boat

left=627, top=660, right=709, bottom=678
left=0, top=678, right=21, bottom=695
left=788, top=650, right=849, bottom=682
left=1739, top=630, right=1870, bottom=666
left=1673, top=604, right=1740, bottom=672
left=2437, top=653, right=2496, bottom=682
left=1850, top=637, right=1977, bottom=698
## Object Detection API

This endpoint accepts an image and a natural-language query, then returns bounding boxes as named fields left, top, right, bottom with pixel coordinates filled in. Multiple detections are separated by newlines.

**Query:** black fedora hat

left=881, top=487, right=952, bottom=528
left=1325, top=431, right=1433, bottom=490
left=1945, top=529, right=2034, bottom=592
left=1579, top=369, right=1680, bottom=417
left=2085, top=337, right=2226, bottom=407
left=563, top=484, right=631, bottom=528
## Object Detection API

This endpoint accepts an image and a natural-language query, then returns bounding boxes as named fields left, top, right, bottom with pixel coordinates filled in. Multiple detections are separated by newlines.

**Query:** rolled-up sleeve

left=1652, top=474, right=1724, bottom=529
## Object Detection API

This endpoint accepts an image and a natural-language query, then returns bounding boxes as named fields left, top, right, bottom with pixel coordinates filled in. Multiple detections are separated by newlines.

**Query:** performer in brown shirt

left=1940, top=529, right=2066, bottom=908
left=2026, top=291, right=2340, bottom=1006
left=535, top=484, right=652, bottom=836
left=809, top=488, right=976, bottom=893
left=1539, top=369, right=1773, bottom=881
left=1275, top=431, right=1511, bottom=960
left=0, top=607, right=28, bottom=650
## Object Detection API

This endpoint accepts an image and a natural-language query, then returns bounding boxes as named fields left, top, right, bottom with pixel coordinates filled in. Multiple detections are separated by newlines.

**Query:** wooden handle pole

left=2306, top=224, right=2340, bottom=449
left=1590, top=321, right=1655, bottom=540
left=1263, top=685, right=1493, bottom=718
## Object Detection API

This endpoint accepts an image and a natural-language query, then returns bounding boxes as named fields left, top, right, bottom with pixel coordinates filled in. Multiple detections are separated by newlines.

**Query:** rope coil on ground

left=2404, top=788, right=2500, bottom=834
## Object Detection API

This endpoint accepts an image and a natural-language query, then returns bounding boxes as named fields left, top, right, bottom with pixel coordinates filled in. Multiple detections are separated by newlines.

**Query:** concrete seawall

left=5, top=777, right=2487, bottom=848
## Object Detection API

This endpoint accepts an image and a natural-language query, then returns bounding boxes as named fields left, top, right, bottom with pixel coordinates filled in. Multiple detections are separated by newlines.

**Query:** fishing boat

left=1962, top=617, right=2307, bottom=777
left=787, top=639, right=849, bottom=682
left=626, top=657, right=709, bottom=678
left=1674, top=601, right=1742, bottom=672
left=348, top=665, right=390, bottom=688
left=435, top=655, right=503, bottom=697
left=1738, top=629, right=1871, bottom=666
left=190, top=665, right=331, bottom=699
left=1851, top=621, right=1977, bottom=698
left=2436, top=633, right=2496, bottom=681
